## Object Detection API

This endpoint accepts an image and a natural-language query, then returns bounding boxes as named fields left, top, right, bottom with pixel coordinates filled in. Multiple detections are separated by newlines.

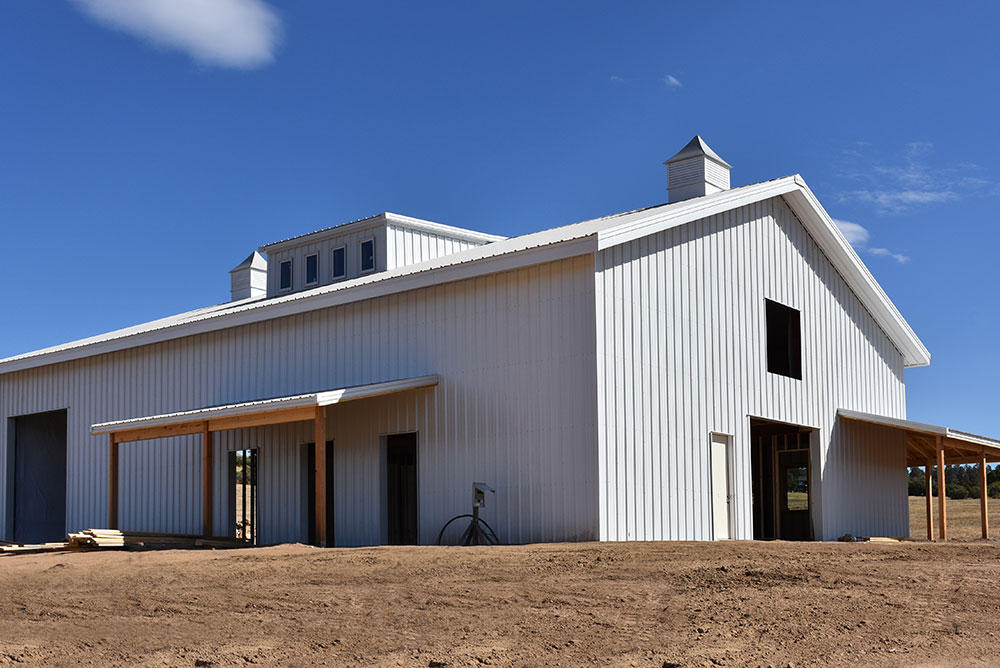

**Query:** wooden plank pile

left=0, top=541, right=70, bottom=555
left=67, top=529, right=127, bottom=548
left=1, top=530, right=250, bottom=555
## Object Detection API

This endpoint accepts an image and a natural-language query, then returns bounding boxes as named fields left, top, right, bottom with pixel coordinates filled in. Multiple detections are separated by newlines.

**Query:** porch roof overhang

left=92, top=375, right=439, bottom=444
left=838, top=409, right=1000, bottom=467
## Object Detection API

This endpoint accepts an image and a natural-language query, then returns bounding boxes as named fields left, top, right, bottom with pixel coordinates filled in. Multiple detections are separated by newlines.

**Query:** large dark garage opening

left=7, top=409, right=68, bottom=544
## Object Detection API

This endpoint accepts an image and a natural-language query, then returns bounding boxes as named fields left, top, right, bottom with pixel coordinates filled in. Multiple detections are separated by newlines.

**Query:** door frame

left=381, top=431, right=419, bottom=545
left=7, top=409, right=69, bottom=543
left=748, top=416, right=817, bottom=541
left=709, top=432, right=734, bottom=540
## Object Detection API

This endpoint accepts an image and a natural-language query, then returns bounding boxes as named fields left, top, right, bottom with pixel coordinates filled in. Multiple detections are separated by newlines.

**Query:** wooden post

left=108, top=434, right=119, bottom=530
left=937, top=436, right=947, bottom=541
left=314, top=405, right=327, bottom=547
left=202, top=422, right=213, bottom=538
left=981, top=447, right=989, bottom=540
left=925, top=463, right=933, bottom=541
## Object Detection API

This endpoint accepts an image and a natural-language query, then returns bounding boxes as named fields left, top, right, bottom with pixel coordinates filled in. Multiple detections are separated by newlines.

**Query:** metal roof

left=664, top=135, right=733, bottom=169
left=0, top=175, right=931, bottom=373
left=838, top=409, right=1000, bottom=466
left=229, top=251, right=267, bottom=273
left=258, top=212, right=506, bottom=253
left=91, top=375, right=439, bottom=436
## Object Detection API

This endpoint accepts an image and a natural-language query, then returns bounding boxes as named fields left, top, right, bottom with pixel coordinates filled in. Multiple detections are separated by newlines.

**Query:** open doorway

left=303, top=440, right=334, bottom=547
left=229, top=449, right=258, bottom=544
left=385, top=433, right=418, bottom=545
left=7, top=410, right=67, bottom=543
left=750, top=418, right=813, bottom=541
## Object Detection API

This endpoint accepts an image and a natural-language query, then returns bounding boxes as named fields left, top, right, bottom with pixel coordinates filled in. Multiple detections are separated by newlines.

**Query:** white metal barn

left=3, top=137, right=994, bottom=547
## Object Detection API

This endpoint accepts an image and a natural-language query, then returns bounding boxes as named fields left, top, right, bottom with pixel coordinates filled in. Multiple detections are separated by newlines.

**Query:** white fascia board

left=838, top=408, right=948, bottom=437
left=91, top=375, right=439, bottom=435
left=0, top=235, right=597, bottom=375
left=596, top=176, right=801, bottom=251
left=260, top=213, right=505, bottom=254
left=383, top=213, right=507, bottom=243
left=838, top=408, right=1000, bottom=448
left=781, top=180, right=930, bottom=368
left=597, top=175, right=931, bottom=369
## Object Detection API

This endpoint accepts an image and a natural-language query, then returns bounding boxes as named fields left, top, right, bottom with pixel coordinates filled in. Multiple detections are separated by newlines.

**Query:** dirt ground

left=3, top=541, right=1000, bottom=667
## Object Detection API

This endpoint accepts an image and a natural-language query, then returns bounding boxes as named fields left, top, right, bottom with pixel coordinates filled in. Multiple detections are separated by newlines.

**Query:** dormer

left=258, top=213, right=505, bottom=298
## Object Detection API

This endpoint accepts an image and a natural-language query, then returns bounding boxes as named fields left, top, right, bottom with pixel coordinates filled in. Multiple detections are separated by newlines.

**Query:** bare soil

left=2, top=540, right=1000, bottom=667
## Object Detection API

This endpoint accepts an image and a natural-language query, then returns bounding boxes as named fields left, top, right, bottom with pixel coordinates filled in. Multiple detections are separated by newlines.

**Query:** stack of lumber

left=2, top=530, right=250, bottom=555
left=69, top=529, right=248, bottom=549
left=67, top=529, right=126, bottom=548
left=0, top=541, right=70, bottom=555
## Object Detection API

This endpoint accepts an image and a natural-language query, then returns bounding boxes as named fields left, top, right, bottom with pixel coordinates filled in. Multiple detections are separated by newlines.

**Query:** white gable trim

left=595, top=175, right=930, bottom=368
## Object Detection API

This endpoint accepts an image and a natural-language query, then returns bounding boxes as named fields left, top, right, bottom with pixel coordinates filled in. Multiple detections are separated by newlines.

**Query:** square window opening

left=279, top=259, right=293, bottom=292
left=305, top=253, right=319, bottom=286
left=332, top=246, right=346, bottom=280
left=360, top=238, right=375, bottom=273
left=765, top=299, right=802, bottom=379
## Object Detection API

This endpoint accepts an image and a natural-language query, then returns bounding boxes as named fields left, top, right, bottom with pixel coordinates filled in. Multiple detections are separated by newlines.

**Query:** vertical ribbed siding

left=0, top=254, right=598, bottom=545
left=265, top=226, right=390, bottom=297
left=596, top=196, right=907, bottom=541
left=384, top=225, right=481, bottom=271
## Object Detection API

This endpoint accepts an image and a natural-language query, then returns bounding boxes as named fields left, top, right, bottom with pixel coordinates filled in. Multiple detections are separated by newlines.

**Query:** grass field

left=908, top=495, right=1000, bottom=540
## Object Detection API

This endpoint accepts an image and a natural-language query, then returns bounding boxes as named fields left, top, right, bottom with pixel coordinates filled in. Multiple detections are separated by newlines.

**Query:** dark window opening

left=360, top=239, right=375, bottom=273
left=332, top=246, right=346, bottom=279
left=305, top=253, right=319, bottom=285
left=279, top=259, right=293, bottom=291
left=765, top=299, right=802, bottom=380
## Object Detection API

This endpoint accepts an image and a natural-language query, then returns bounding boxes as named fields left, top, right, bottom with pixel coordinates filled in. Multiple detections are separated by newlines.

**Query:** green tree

left=946, top=484, right=969, bottom=500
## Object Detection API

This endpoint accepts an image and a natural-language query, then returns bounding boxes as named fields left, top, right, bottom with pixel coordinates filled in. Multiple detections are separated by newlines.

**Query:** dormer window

left=305, top=253, right=319, bottom=286
left=332, top=246, right=346, bottom=280
left=279, top=259, right=293, bottom=292
left=360, top=238, right=375, bottom=273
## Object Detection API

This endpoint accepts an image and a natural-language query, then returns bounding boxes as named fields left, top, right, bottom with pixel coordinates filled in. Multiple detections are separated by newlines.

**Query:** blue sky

left=1, top=1, right=998, bottom=434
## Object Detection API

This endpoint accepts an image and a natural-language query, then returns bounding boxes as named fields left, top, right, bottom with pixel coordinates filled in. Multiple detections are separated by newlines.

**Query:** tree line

left=908, top=465, right=1000, bottom=500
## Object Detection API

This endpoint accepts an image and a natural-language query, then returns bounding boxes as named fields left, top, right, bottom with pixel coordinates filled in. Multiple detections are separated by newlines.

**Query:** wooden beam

left=981, top=447, right=989, bottom=540
left=314, top=405, right=327, bottom=547
left=925, top=462, right=933, bottom=541
left=202, top=422, right=213, bottom=538
left=937, top=435, right=947, bottom=541
left=112, top=421, right=205, bottom=444
left=208, top=406, right=317, bottom=433
left=108, top=434, right=119, bottom=530
left=109, top=405, right=320, bottom=443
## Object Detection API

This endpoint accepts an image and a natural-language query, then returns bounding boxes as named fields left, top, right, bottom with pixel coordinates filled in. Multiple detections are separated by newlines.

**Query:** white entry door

left=710, top=433, right=732, bottom=540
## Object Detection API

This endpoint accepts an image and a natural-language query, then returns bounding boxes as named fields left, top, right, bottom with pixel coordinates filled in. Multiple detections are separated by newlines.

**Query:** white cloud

left=663, top=74, right=682, bottom=88
left=837, top=141, right=991, bottom=214
left=833, top=218, right=870, bottom=246
left=833, top=217, right=910, bottom=264
left=868, top=247, right=910, bottom=264
left=609, top=75, right=625, bottom=83
left=70, top=0, right=282, bottom=69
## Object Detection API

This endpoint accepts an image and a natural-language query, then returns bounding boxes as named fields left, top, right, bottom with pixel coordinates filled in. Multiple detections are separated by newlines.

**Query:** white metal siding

left=265, top=226, right=390, bottom=296
left=385, top=224, right=481, bottom=271
left=595, top=196, right=907, bottom=541
left=0, top=255, right=598, bottom=545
